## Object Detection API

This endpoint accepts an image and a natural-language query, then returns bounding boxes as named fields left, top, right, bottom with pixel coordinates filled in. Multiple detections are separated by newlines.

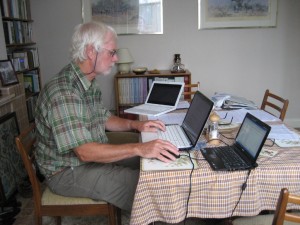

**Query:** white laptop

left=124, top=81, right=184, bottom=117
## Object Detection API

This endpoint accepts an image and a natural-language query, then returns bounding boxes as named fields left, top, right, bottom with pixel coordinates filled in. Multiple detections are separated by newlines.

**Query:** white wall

left=30, top=0, right=300, bottom=126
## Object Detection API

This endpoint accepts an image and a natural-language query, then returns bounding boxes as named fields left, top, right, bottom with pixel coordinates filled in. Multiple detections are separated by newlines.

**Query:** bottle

left=208, top=112, right=220, bottom=145
left=171, top=54, right=185, bottom=73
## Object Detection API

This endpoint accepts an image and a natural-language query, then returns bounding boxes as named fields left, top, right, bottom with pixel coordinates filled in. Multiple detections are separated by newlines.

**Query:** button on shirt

left=34, top=62, right=111, bottom=177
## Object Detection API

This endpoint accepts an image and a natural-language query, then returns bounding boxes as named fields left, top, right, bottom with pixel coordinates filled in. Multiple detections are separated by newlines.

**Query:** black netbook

left=142, top=91, right=214, bottom=150
left=201, top=113, right=271, bottom=171
left=156, top=91, right=214, bottom=150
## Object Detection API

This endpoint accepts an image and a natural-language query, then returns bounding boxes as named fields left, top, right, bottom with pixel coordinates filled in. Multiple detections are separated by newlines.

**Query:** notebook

left=124, top=81, right=184, bottom=117
left=142, top=91, right=214, bottom=150
left=200, top=113, right=271, bottom=171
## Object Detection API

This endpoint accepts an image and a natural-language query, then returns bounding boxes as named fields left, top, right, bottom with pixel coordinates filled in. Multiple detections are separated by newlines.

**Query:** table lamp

left=116, top=48, right=134, bottom=74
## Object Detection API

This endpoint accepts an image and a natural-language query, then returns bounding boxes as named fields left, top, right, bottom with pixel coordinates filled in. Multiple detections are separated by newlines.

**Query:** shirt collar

left=71, top=62, right=93, bottom=91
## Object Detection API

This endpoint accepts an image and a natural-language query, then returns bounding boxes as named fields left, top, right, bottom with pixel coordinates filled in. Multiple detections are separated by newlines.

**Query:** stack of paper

left=212, top=92, right=257, bottom=109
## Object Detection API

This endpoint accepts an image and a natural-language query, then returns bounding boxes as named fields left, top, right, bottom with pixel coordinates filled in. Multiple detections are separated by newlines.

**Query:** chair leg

left=55, top=216, right=61, bottom=225
left=117, top=207, right=122, bottom=225
left=107, top=203, right=116, bottom=225
left=108, top=204, right=119, bottom=225
left=35, top=214, right=42, bottom=225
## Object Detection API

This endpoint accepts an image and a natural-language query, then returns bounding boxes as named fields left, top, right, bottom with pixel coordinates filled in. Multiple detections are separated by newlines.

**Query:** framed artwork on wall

left=198, top=0, right=278, bottom=29
left=82, top=0, right=163, bottom=35
left=0, top=60, right=19, bottom=86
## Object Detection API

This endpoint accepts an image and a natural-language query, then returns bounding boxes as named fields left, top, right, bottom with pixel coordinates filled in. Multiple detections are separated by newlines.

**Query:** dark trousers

left=46, top=132, right=140, bottom=211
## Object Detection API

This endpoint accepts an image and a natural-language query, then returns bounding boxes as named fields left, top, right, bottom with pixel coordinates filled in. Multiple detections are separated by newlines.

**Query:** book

left=26, top=94, right=38, bottom=122
left=13, top=51, right=29, bottom=70
left=24, top=72, right=39, bottom=93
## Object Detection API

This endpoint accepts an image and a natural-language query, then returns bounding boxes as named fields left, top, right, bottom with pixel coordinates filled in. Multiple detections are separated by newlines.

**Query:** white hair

left=70, top=21, right=117, bottom=62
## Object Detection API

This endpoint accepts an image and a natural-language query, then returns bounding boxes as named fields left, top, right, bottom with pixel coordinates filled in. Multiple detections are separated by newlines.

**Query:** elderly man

left=34, top=21, right=179, bottom=211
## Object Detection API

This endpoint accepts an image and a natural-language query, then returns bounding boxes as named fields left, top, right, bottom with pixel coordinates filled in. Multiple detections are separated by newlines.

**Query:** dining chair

left=183, top=81, right=200, bottom=102
left=232, top=188, right=300, bottom=225
left=15, top=123, right=120, bottom=225
left=260, top=89, right=289, bottom=121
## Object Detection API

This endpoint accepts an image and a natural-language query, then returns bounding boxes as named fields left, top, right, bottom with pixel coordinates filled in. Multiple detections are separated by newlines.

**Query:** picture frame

left=198, top=0, right=278, bottom=29
left=0, top=60, right=19, bottom=86
left=82, top=0, right=163, bottom=35
left=0, top=112, right=26, bottom=200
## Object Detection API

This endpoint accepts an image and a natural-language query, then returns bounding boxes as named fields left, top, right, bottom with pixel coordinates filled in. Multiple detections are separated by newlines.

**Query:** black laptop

left=156, top=91, right=214, bottom=150
left=201, top=113, right=271, bottom=171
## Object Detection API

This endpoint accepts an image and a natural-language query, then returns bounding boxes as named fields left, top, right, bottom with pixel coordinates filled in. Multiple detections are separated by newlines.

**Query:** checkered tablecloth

left=130, top=137, right=300, bottom=225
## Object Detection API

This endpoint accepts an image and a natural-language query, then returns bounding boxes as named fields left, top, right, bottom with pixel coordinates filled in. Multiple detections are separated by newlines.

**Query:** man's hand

left=132, top=120, right=166, bottom=133
left=137, top=139, right=179, bottom=163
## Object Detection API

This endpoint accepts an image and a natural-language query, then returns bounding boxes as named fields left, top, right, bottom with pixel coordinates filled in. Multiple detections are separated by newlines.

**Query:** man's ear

left=86, top=45, right=96, bottom=60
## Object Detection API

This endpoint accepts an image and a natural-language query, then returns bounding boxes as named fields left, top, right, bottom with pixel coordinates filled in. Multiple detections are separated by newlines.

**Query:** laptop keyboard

left=158, top=125, right=190, bottom=148
left=212, top=146, right=248, bottom=169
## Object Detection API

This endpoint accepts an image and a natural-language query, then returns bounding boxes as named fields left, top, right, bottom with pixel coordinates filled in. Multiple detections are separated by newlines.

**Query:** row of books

left=26, top=93, right=38, bottom=122
left=3, top=20, right=33, bottom=45
left=23, top=69, right=40, bottom=93
left=8, top=48, right=39, bottom=72
left=0, top=0, right=31, bottom=19
left=117, top=76, right=187, bottom=105
left=118, top=77, right=148, bottom=105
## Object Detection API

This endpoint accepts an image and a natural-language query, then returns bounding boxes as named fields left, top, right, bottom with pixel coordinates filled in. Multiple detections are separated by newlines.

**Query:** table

left=130, top=122, right=300, bottom=225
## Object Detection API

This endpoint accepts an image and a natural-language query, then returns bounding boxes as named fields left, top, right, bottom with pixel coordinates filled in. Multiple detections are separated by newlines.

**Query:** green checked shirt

left=35, top=62, right=111, bottom=177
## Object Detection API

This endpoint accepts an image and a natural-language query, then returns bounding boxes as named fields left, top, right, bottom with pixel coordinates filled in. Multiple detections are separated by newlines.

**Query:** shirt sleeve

left=48, top=93, right=110, bottom=154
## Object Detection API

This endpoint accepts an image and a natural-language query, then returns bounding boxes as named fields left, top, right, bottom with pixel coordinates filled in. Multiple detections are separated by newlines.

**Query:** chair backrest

left=272, top=188, right=300, bottom=225
left=15, top=123, right=43, bottom=213
left=183, top=82, right=200, bottom=102
left=260, top=89, right=289, bottom=121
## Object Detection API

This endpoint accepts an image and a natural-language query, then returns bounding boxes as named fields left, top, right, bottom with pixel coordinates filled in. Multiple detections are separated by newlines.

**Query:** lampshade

left=117, top=48, right=134, bottom=63
left=116, top=48, right=134, bottom=73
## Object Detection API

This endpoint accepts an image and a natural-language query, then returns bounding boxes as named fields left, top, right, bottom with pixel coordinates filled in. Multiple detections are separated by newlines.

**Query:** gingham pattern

left=131, top=131, right=300, bottom=225
left=35, top=62, right=111, bottom=177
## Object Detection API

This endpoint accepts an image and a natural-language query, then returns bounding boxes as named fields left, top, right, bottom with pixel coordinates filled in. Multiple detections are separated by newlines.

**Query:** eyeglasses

left=101, top=48, right=117, bottom=57
left=264, top=138, right=275, bottom=147
left=219, top=112, right=233, bottom=126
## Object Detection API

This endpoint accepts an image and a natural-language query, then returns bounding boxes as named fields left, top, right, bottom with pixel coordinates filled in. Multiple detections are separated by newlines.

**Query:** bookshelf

left=0, top=0, right=41, bottom=127
left=114, top=70, right=191, bottom=119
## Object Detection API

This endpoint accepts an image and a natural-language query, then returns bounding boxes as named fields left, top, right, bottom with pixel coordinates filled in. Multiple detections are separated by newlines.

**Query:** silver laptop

left=142, top=91, right=214, bottom=150
left=201, top=113, right=271, bottom=171
left=124, top=81, right=184, bottom=117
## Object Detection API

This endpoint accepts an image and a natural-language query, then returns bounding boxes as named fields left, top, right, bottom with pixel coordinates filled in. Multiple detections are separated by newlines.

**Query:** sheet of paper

left=275, top=139, right=300, bottom=148
left=216, top=109, right=281, bottom=124
left=176, top=101, right=190, bottom=109
left=148, top=112, right=186, bottom=125
left=260, top=148, right=278, bottom=157
left=268, top=124, right=300, bottom=141
left=141, top=152, right=198, bottom=171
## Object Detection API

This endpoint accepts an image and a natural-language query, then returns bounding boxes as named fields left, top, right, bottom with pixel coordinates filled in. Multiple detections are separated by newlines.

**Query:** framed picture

left=198, top=0, right=278, bottom=29
left=0, top=112, right=26, bottom=199
left=0, top=60, right=19, bottom=86
left=82, top=0, right=163, bottom=35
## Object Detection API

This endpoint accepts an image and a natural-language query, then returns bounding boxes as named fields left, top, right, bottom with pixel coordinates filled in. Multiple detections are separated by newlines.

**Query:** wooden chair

left=183, top=81, right=200, bottom=102
left=15, top=123, right=120, bottom=225
left=272, top=188, right=300, bottom=225
left=232, top=188, right=300, bottom=225
left=260, top=89, right=289, bottom=121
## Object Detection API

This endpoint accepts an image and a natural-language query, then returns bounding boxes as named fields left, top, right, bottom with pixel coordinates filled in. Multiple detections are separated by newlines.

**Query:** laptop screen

left=147, top=82, right=183, bottom=106
left=235, top=113, right=271, bottom=159
left=182, top=91, right=214, bottom=146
